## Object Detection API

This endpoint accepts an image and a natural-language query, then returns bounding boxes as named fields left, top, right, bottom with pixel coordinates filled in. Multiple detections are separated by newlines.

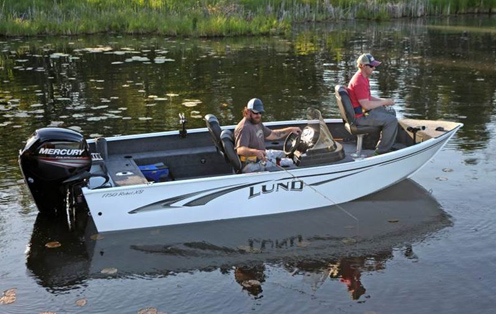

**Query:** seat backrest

left=334, top=85, right=357, bottom=126
left=220, top=129, right=242, bottom=174
left=204, top=114, right=225, bottom=157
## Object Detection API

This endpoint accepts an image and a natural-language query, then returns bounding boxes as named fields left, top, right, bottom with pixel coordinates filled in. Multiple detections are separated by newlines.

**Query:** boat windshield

left=304, top=108, right=337, bottom=153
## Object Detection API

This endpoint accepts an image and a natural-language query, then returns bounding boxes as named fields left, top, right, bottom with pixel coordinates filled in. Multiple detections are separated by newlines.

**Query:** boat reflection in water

left=26, top=179, right=451, bottom=298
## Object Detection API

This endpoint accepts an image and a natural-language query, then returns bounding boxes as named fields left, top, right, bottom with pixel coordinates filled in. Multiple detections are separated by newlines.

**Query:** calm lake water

left=1, top=16, right=495, bottom=314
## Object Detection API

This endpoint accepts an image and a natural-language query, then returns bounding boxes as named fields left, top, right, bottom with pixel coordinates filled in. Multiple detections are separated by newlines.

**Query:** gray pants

left=356, top=107, right=398, bottom=154
left=242, top=150, right=288, bottom=173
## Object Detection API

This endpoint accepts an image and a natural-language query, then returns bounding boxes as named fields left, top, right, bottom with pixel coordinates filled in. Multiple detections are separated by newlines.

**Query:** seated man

left=348, top=53, right=398, bottom=155
left=234, top=98, right=300, bottom=173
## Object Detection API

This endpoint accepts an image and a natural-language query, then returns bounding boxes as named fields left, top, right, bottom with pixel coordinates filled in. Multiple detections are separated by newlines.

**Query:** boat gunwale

left=82, top=122, right=462, bottom=196
left=86, top=118, right=339, bottom=144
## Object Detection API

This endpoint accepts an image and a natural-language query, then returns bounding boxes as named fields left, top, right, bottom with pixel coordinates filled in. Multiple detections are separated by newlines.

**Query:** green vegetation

left=0, top=0, right=495, bottom=37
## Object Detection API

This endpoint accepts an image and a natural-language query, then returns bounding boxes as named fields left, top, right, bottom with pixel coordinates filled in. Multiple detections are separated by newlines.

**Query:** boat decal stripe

left=129, top=180, right=271, bottom=214
left=183, top=182, right=265, bottom=207
left=310, top=170, right=367, bottom=186
left=128, top=186, right=234, bottom=214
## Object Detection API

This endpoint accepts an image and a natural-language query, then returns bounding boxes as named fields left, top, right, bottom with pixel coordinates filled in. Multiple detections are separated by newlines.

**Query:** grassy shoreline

left=1, top=0, right=495, bottom=37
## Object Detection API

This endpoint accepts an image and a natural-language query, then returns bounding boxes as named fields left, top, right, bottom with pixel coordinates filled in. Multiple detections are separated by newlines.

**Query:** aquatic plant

left=0, top=0, right=495, bottom=37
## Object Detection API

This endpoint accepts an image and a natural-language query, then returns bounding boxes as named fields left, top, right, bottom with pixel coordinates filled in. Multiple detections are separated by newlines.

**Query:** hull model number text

left=102, top=189, right=144, bottom=198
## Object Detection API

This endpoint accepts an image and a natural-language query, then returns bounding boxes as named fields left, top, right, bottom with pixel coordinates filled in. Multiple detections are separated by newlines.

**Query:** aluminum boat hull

left=82, top=119, right=462, bottom=232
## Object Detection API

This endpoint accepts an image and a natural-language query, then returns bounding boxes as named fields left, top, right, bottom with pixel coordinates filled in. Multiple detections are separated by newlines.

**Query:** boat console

left=284, top=108, right=345, bottom=166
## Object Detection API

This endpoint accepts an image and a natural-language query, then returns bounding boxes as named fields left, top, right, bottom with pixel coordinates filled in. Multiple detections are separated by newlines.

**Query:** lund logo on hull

left=249, top=180, right=304, bottom=199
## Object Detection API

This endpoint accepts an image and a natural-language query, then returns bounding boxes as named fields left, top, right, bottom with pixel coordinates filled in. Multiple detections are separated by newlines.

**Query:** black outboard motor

left=19, top=128, right=91, bottom=215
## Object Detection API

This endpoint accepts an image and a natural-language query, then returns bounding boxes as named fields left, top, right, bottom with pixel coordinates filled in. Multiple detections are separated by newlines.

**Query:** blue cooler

left=139, top=162, right=170, bottom=182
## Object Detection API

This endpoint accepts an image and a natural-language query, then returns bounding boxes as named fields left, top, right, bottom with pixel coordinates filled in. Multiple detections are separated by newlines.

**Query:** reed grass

left=0, top=0, right=495, bottom=37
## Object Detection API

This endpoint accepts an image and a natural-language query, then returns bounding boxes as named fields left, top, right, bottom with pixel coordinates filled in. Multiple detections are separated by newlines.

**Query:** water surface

left=1, top=17, right=495, bottom=314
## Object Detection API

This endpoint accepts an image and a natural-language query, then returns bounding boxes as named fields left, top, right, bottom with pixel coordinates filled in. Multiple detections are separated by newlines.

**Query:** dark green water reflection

left=1, top=18, right=495, bottom=155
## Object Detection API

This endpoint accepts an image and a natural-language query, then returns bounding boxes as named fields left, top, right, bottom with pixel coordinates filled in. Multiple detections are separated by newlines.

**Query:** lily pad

left=50, top=52, right=70, bottom=59
left=75, top=298, right=87, bottom=307
left=182, top=102, right=200, bottom=107
left=138, top=307, right=158, bottom=314
left=45, top=241, right=61, bottom=248
left=101, top=267, right=118, bottom=275
left=85, top=47, right=113, bottom=53
left=342, top=238, right=357, bottom=244
left=0, top=288, right=16, bottom=305
left=48, top=121, right=64, bottom=127
left=154, top=57, right=175, bottom=63
left=68, top=126, right=82, bottom=132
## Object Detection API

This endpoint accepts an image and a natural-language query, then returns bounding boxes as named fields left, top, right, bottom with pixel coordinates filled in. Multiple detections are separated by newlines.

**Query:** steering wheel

left=283, top=132, right=301, bottom=156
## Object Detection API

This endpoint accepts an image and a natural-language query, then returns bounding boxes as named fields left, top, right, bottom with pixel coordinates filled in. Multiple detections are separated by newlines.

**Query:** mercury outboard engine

left=19, top=128, right=92, bottom=215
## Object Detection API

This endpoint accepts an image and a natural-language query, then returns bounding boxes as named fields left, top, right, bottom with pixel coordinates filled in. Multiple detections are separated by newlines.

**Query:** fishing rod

left=268, top=158, right=360, bottom=225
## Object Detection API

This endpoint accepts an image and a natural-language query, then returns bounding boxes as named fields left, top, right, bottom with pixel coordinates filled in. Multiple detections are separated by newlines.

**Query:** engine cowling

left=19, top=128, right=91, bottom=215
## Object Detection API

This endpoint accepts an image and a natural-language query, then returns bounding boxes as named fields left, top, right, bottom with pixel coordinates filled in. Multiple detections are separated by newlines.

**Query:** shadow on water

left=26, top=179, right=451, bottom=297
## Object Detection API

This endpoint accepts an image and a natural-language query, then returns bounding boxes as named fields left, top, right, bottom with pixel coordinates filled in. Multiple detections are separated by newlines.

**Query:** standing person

left=234, top=98, right=300, bottom=173
left=347, top=53, right=398, bottom=155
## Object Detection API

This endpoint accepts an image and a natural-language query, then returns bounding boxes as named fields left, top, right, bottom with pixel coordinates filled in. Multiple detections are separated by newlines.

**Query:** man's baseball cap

left=357, top=53, right=381, bottom=67
left=247, top=98, right=265, bottom=113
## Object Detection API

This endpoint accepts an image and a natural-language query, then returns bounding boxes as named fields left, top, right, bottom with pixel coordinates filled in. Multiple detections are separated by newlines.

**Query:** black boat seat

left=204, top=114, right=225, bottom=158
left=335, top=85, right=380, bottom=158
left=220, top=129, right=242, bottom=174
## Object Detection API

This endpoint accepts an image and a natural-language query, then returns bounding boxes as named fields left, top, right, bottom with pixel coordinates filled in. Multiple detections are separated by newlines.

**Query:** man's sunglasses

left=365, top=64, right=375, bottom=68
left=250, top=110, right=262, bottom=115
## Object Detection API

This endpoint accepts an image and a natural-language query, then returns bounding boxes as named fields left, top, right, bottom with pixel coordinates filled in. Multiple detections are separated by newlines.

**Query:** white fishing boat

left=19, top=86, right=463, bottom=232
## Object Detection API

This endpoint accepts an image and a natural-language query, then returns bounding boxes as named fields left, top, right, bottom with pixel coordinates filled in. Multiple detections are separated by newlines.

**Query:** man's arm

left=266, top=127, right=301, bottom=141
left=359, top=97, right=394, bottom=110
left=237, top=146, right=266, bottom=160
